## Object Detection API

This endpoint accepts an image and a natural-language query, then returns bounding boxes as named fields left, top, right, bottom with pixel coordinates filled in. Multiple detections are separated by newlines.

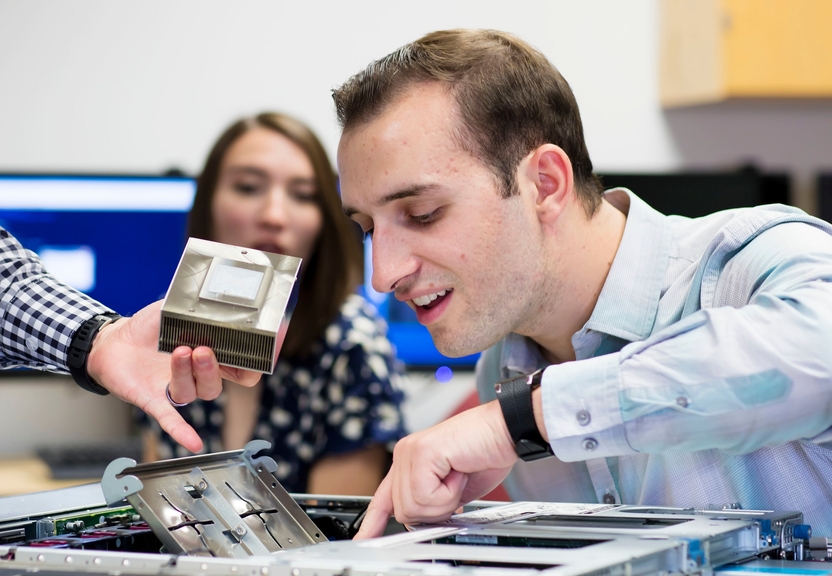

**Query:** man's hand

left=355, top=399, right=518, bottom=539
left=85, top=301, right=261, bottom=453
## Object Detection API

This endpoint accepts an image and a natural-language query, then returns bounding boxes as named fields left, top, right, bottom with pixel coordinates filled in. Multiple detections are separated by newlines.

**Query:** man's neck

left=526, top=196, right=628, bottom=364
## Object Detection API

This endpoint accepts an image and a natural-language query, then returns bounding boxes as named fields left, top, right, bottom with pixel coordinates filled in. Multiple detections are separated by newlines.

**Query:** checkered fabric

left=0, top=228, right=113, bottom=372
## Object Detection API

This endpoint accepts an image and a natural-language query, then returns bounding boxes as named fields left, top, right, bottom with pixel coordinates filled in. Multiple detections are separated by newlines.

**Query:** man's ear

left=522, top=144, right=574, bottom=225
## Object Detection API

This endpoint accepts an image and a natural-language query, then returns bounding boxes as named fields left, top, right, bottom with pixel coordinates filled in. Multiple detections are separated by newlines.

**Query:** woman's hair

left=188, top=112, right=363, bottom=358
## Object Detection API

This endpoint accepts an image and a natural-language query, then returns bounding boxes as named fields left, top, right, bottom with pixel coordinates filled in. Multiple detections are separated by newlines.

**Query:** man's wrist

left=67, top=313, right=122, bottom=395
left=486, top=398, right=518, bottom=459
left=495, top=369, right=553, bottom=461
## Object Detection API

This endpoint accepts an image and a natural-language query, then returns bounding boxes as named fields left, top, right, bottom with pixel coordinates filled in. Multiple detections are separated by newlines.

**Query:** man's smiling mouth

left=412, top=288, right=452, bottom=308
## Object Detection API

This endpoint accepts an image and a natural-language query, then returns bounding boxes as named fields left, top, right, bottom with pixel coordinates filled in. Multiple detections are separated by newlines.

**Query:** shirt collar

left=501, top=188, right=672, bottom=375
left=581, top=188, right=671, bottom=342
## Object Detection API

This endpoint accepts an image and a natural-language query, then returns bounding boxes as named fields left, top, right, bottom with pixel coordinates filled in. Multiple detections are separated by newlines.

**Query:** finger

left=460, top=467, right=514, bottom=504
left=168, top=347, right=198, bottom=405
left=401, top=469, right=467, bottom=524
left=355, top=474, right=395, bottom=539
left=396, top=437, right=464, bottom=524
left=144, top=393, right=204, bottom=453
left=191, top=347, right=223, bottom=401
left=441, top=469, right=467, bottom=507
left=220, top=366, right=262, bottom=387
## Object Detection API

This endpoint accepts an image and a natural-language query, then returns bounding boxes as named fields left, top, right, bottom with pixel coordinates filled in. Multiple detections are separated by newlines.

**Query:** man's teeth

left=413, top=289, right=448, bottom=307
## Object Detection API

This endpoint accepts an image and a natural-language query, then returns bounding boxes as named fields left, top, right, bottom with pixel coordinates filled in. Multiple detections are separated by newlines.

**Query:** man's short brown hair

left=333, top=29, right=603, bottom=215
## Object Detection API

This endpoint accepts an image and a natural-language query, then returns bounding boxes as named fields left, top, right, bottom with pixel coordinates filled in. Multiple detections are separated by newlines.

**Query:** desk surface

left=0, top=456, right=97, bottom=497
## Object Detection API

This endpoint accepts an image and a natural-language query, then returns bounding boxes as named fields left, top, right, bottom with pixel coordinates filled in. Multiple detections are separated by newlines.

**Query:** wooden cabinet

left=660, top=0, right=832, bottom=107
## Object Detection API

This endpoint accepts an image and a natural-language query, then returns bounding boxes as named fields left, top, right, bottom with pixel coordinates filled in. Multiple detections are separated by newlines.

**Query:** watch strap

left=67, top=313, right=122, bottom=395
left=495, top=369, right=553, bottom=461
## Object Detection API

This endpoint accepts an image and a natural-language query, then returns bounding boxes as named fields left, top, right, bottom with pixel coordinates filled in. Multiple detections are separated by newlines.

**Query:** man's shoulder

left=668, top=204, right=832, bottom=260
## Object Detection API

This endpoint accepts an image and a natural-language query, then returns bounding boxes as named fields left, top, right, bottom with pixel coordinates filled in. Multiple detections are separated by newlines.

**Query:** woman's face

left=211, top=127, right=323, bottom=262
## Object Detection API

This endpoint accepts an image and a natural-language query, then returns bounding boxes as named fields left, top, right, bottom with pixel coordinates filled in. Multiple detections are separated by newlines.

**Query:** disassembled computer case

left=2, top=440, right=830, bottom=576
left=99, top=440, right=325, bottom=557
left=159, top=238, right=301, bottom=373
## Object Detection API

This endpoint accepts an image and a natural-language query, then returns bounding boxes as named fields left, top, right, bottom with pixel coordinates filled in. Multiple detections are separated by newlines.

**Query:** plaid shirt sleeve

left=0, top=228, right=114, bottom=372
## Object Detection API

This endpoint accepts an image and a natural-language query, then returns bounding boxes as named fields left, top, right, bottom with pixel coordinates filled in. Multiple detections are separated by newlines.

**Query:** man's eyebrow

left=343, top=183, right=440, bottom=218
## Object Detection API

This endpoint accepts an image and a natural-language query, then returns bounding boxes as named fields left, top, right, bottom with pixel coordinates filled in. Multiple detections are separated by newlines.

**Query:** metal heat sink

left=159, top=238, right=301, bottom=373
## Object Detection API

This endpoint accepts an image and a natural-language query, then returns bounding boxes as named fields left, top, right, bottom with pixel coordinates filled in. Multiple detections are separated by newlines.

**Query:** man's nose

left=370, top=228, right=419, bottom=294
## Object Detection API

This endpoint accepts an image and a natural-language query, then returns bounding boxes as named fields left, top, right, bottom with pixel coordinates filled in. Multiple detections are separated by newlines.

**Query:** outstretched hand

left=354, top=399, right=518, bottom=539
left=85, top=300, right=261, bottom=453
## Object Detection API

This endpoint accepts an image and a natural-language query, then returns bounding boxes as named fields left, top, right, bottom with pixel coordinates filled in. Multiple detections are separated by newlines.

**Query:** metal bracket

left=100, top=440, right=325, bottom=557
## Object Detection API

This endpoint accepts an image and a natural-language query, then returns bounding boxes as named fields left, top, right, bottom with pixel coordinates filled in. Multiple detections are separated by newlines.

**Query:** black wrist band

left=67, top=313, right=122, bottom=395
left=495, top=369, right=553, bottom=461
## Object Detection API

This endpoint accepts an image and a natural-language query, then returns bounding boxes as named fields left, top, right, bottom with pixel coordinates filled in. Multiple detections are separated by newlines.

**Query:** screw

left=235, top=524, right=247, bottom=536
left=198, top=480, right=208, bottom=491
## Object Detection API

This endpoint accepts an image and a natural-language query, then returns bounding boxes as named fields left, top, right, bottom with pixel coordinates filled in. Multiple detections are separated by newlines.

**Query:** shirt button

left=676, top=396, right=690, bottom=408
left=603, top=493, right=616, bottom=504
left=582, top=438, right=598, bottom=452
left=26, top=336, right=38, bottom=352
left=576, top=410, right=591, bottom=426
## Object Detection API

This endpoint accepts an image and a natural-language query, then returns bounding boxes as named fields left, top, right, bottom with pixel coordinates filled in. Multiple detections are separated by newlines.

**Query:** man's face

left=338, top=83, right=547, bottom=357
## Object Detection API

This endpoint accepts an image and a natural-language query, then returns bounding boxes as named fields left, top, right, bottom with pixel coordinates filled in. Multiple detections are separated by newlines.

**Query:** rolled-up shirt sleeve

left=543, top=222, right=832, bottom=461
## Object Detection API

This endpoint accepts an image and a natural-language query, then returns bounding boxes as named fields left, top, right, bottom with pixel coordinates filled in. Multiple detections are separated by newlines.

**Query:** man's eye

left=410, top=208, right=442, bottom=225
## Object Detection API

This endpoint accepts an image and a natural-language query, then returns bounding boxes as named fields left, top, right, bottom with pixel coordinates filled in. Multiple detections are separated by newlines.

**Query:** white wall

left=0, top=1, right=668, bottom=173
left=1, top=0, right=831, bottom=457
left=2, top=1, right=831, bottom=206
left=2, top=0, right=830, bottom=208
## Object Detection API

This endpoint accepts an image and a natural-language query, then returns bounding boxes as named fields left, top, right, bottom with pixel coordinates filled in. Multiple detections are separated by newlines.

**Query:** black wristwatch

left=495, top=369, right=554, bottom=461
left=67, top=313, right=122, bottom=395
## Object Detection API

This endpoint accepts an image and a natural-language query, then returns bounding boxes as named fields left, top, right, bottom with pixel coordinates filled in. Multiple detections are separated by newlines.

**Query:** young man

left=333, top=29, right=832, bottom=538
left=0, top=228, right=259, bottom=452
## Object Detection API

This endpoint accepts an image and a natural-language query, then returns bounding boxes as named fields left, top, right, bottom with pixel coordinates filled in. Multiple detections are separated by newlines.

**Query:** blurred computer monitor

left=0, top=174, right=195, bottom=318
left=820, top=172, right=832, bottom=224
left=599, top=170, right=790, bottom=218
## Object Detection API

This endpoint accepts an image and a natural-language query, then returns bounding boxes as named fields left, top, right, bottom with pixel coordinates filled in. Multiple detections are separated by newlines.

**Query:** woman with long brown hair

left=141, top=112, right=405, bottom=495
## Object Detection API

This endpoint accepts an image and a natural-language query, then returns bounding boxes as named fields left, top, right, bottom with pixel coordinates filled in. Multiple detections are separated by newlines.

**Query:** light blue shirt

left=477, top=189, right=832, bottom=535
